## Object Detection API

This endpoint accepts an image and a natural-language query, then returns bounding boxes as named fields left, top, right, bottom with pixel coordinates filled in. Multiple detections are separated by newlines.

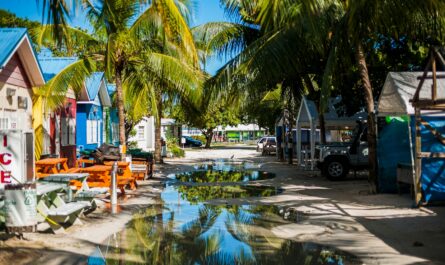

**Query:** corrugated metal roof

left=38, top=57, right=78, bottom=81
left=0, top=28, right=27, bottom=67
left=107, top=83, right=116, bottom=95
left=85, top=72, right=104, bottom=100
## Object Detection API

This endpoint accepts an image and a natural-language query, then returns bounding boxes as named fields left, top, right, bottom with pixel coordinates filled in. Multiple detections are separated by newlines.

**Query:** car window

left=269, top=139, right=276, bottom=144
left=259, top=138, right=266, bottom=143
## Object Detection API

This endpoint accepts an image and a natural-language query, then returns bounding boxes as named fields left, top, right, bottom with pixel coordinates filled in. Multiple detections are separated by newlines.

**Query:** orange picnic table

left=78, top=163, right=136, bottom=195
left=35, top=158, right=79, bottom=178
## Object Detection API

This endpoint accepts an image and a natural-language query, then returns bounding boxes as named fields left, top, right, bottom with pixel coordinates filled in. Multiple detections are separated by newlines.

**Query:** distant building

left=214, top=124, right=266, bottom=142
left=129, top=117, right=182, bottom=152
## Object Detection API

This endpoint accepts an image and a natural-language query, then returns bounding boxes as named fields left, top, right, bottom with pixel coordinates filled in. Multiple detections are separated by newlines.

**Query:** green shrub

left=127, top=141, right=138, bottom=149
left=167, top=137, right=185, bottom=157
left=191, top=135, right=206, bottom=144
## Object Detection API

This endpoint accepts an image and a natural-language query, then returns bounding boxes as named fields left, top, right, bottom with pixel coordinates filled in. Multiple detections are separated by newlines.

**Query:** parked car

left=316, top=121, right=368, bottom=180
left=182, top=136, right=203, bottom=147
left=263, top=137, right=277, bottom=155
left=257, top=136, right=277, bottom=154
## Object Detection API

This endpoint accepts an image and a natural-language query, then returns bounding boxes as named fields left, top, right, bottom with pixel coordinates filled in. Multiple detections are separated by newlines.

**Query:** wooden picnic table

left=35, top=182, right=90, bottom=233
left=39, top=173, right=90, bottom=201
left=35, top=158, right=79, bottom=178
left=78, top=164, right=136, bottom=195
left=76, top=158, right=96, bottom=168
left=104, top=161, right=137, bottom=189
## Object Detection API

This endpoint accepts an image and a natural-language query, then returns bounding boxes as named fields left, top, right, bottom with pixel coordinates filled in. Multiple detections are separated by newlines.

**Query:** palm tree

left=194, top=0, right=342, bottom=158
left=197, top=0, right=445, bottom=191
left=321, top=0, right=445, bottom=192
left=35, top=0, right=199, bottom=161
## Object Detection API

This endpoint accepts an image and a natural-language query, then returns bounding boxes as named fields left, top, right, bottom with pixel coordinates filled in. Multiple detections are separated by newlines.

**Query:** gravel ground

left=1, top=144, right=444, bottom=264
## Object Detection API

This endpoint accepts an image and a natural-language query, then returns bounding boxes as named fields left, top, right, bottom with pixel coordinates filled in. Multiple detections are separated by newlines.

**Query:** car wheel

left=322, top=157, right=349, bottom=180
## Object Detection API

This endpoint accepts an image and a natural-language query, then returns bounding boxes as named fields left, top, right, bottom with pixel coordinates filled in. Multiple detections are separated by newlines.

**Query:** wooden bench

left=131, top=163, right=148, bottom=180
left=46, top=201, right=91, bottom=233
left=36, top=183, right=91, bottom=234
left=131, top=158, right=154, bottom=179
left=74, top=188, right=109, bottom=208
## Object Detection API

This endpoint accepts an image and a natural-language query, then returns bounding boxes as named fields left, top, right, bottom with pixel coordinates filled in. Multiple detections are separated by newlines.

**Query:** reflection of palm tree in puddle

left=108, top=197, right=359, bottom=265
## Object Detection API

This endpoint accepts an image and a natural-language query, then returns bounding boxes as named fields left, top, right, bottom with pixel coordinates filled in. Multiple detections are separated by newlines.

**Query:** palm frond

left=34, top=57, right=96, bottom=111
left=193, top=22, right=260, bottom=60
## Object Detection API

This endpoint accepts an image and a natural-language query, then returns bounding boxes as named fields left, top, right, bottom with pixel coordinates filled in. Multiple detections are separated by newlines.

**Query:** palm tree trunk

left=355, top=42, right=378, bottom=193
left=319, top=112, right=327, bottom=144
left=314, top=100, right=327, bottom=144
left=115, top=64, right=126, bottom=160
left=204, top=128, right=213, bottom=148
left=154, top=91, right=163, bottom=163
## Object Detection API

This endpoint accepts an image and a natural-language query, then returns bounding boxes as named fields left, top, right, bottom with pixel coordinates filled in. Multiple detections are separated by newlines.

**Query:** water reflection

left=98, top=185, right=360, bottom=265
left=170, top=170, right=275, bottom=183
left=196, top=160, right=259, bottom=171
left=174, top=185, right=282, bottom=204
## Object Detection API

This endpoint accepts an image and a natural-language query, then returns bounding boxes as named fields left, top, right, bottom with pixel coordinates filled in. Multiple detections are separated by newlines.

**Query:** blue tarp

left=411, top=116, right=445, bottom=203
left=377, top=118, right=412, bottom=193
left=378, top=116, right=445, bottom=202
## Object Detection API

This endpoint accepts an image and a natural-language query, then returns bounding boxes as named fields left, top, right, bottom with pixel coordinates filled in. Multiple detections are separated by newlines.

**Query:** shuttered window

left=0, top=117, right=9, bottom=129
left=61, top=118, right=76, bottom=146
left=87, top=120, right=98, bottom=144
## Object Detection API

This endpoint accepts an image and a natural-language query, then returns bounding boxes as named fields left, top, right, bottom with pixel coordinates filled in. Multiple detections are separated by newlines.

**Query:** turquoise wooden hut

left=76, top=72, right=111, bottom=152
left=105, top=83, right=120, bottom=146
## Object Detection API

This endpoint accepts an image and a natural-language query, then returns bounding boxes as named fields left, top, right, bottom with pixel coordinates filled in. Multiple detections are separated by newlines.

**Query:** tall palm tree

left=35, top=0, right=199, bottom=161
left=321, top=0, right=445, bottom=192
left=197, top=0, right=445, bottom=191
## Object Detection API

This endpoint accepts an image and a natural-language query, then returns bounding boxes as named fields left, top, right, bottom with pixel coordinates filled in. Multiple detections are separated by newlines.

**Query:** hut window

left=0, top=117, right=9, bottom=129
left=112, top=123, right=119, bottom=142
left=137, top=126, right=144, bottom=139
left=87, top=119, right=98, bottom=144
left=62, top=118, right=76, bottom=146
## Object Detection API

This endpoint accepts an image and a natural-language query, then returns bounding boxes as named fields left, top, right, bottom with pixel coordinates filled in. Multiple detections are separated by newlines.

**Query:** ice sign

left=0, top=130, right=34, bottom=192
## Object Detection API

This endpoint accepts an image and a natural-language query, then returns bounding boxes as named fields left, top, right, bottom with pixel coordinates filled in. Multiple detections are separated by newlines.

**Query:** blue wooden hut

left=76, top=72, right=111, bottom=152
left=105, top=83, right=120, bottom=146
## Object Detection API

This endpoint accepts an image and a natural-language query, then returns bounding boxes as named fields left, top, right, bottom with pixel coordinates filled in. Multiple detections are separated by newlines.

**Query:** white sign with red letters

left=0, top=130, right=31, bottom=192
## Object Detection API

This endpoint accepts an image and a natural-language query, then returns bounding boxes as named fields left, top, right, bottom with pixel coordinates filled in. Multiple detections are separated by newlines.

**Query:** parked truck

left=316, top=121, right=368, bottom=180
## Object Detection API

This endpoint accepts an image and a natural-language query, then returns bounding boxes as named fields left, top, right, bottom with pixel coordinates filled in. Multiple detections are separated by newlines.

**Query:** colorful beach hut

left=38, top=57, right=79, bottom=166
left=0, top=28, right=45, bottom=185
left=105, top=83, right=120, bottom=146
left=76, top=72, right=111, bottom=152
left=0, top=28, right=45, bottom=130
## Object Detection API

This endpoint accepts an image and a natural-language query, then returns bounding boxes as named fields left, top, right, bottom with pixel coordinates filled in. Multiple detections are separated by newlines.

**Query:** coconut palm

left=35, top=0, right=199, bottom=161
left=196, top=0, right=445, bottom=191
left=320, top=0, right=445, bottom=192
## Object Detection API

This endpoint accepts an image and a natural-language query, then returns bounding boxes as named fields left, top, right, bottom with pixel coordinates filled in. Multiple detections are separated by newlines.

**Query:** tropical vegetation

left=26, top=0, right=445, bottom=184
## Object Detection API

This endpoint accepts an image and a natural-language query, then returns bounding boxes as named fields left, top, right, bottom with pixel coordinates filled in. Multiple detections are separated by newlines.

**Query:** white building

left=129, top=117, right=181, bottom=152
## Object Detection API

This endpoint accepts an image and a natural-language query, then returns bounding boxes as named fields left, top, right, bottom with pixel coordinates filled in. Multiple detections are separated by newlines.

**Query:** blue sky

left=0, top=0, right=229, bottom=74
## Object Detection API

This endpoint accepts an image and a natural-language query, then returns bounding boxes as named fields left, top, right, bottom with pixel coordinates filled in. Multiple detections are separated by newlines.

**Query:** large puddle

left=90, top=162, right=361, bottom=265
left=171, top=160, right=275, bottom=183
left=170, top=170, right=276, bottom=183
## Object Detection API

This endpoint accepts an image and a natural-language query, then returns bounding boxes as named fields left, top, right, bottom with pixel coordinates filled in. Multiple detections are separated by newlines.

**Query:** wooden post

left=432, top=56, right=437, bottom=101
left=414, top=108, right=422, bottom=206
left=297, top=122, right=302, bottom=166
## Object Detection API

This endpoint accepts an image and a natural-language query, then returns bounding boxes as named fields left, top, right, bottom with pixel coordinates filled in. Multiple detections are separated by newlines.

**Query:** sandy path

left=0, top=145, right=444, bottom=264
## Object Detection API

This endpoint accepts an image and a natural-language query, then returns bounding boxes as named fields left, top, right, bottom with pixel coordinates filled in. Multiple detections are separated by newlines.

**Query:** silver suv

left=257, top=136, right=277, bottom=155
left=317, top=121, right=368, bottom=180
